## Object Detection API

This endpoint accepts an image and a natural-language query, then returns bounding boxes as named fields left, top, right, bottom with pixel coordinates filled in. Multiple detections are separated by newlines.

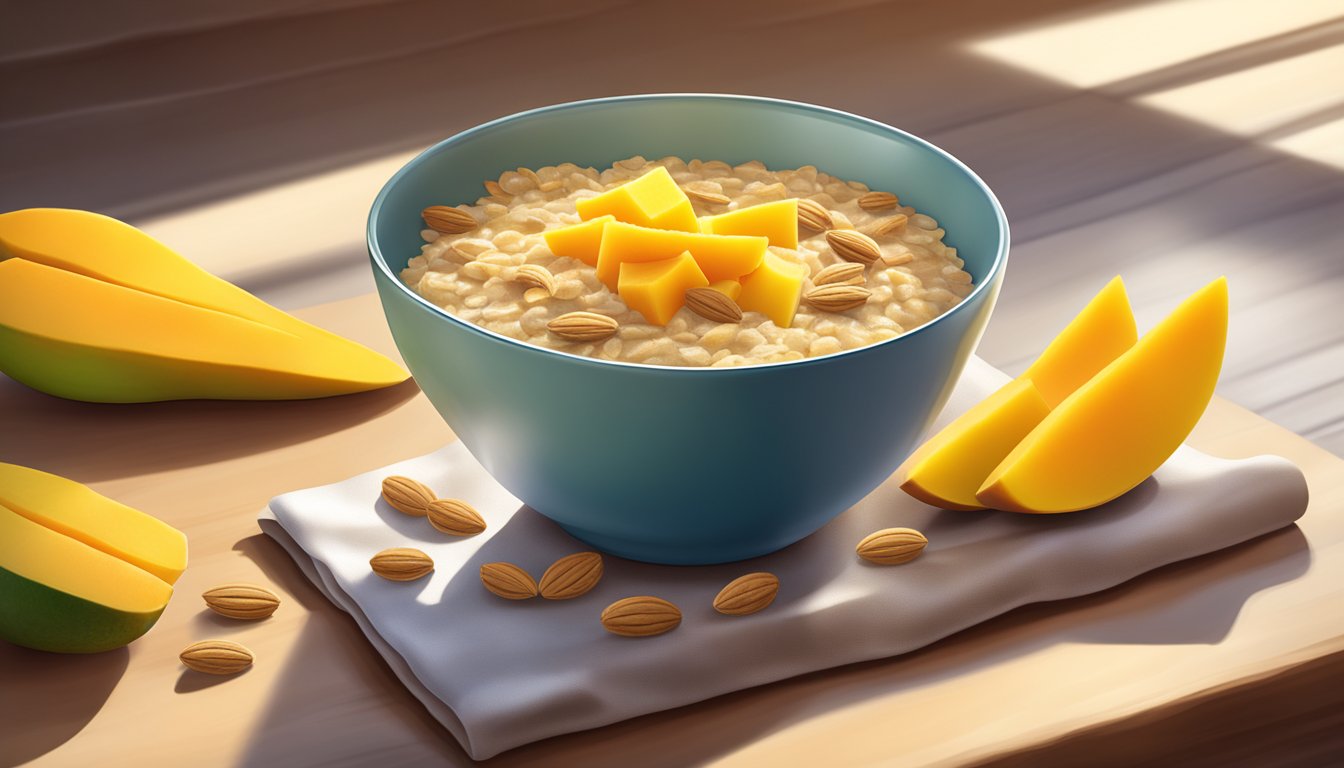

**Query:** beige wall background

left=1, top=0, right=1341, bottom=454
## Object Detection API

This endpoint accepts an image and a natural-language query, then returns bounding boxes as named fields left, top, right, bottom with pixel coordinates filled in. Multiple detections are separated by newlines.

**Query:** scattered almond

left=180, top=640, right=253, bottom=675
left=827, top=229, right=882, bottom=265
left=523, top=286, right=552, bottom=304
left=202, top=583, right=280, bottom=620
left=548, top=311, right=619, bottom=342
left=796, top=198, right=834, bottom=232
left=370, top=547, right=434, bottom=581
left=869, top=214, right=910, bottom=237
left=514, top=264, right=556, bottom=295
left=421, top=206, right=477, bottom=234
left=858, top=191, right=900, bottom=210
left=856, top=527, right=928, bottom=565
left=381, top=475, right=436, bottom=517
left=683, top=185, right=731, bottom=206
left=713, top=572, right=780, bottom=616
left=812, top=262, right=866, bottom=287
left=539, top=552, right=604, bottom=600
left=600, top=596, right=682, bottom=637
left=480, top=562, right=538, bottom=600
left=806, top=284, right=872, bottom=312
left=427, top=498, right=487, bottom=536
left=684, top=287, right=743, bottom=324
left=538, top=180, right=564, bottom=193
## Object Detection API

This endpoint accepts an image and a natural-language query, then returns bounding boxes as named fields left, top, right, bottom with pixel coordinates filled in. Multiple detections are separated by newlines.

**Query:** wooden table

left=2, top=294, right=1342, bottom=767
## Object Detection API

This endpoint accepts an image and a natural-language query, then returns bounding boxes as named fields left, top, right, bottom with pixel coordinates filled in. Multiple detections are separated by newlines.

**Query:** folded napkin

left=260, top=357, right=1308, bottom=760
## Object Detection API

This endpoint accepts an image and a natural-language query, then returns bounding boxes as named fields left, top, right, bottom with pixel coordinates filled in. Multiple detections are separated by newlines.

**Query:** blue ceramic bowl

left=368, top=95, right=1009, bottom=564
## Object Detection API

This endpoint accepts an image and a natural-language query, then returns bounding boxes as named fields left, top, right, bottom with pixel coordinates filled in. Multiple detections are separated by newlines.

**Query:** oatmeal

left=400, top=157, right=974, bottom=367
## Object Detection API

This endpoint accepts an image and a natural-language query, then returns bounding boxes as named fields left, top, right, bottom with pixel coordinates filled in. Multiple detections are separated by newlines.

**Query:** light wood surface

left=1, top=293, right=1340, bottom=767
left=1, top=0, right=1342, bottom=455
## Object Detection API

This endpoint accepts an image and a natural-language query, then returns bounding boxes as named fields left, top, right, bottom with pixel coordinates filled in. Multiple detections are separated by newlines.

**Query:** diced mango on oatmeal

left=575, top=166, right=699, bottom=233
left=738, top=252, right=807, bottom=328
left=618, top=252, right=710, bottom=326
left=699, top=199, right=799, bottom=249
left=595, top=221, right=767, bottom=288
left=541, top=214, right=614, bottom=267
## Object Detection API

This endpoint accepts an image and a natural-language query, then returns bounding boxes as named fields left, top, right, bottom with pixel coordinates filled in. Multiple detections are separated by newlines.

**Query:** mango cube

left=595, top=221, right=767, bottom=289
left=737, top=252, right=807, bottom=327
left=618, top=252, right=709, bottom=326
left=575, top=166, right=699, bottom=232
left=542, top=215, right=614, bottom=266
left=699, top=199, right=799, bottom=249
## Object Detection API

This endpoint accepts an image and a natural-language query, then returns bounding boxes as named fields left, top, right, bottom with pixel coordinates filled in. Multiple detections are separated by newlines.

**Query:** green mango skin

left=0, top=565, right=165, bottom=653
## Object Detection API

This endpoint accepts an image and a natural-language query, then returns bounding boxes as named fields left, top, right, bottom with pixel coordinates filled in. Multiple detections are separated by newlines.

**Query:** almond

left=480, top=562, right=538, bottom=600
left=869, top=214, right=910, bottom=237
left=202, top=583, right=280, bottom=620
left=713, top=572, right=779, bottom=616
left=796, top=198, right=833, bottom=232
left=381, top=475, right=436, bottom=517
left=180, top=640, right=253, bottom=675
left=539, top=552, right=604, bottom=600
left=421, top=206, right=477, bottom=234
left=370, top=547, right=434, bottom=581
left=856, top=527, right=928, bottom=565
left=827, top=229, right=881, bottom=265
left=426, top=498, right=486, bottom=536
left=514, top=264, right=556, bottom=295
left=812, top=262, right=866, bottom=287
left=600, top=596, right=682, bottom=637
left=683, top=185, right=731, bottom=206
left=684, top=287, right=743, bottom=324
left=858, top=191, right=899, bottom=210
left=548, top=311, right=619, bottom=342
left=805, top=284, right=872, bottom=312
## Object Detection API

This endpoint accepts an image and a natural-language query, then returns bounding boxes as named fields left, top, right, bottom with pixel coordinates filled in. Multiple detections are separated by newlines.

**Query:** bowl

left=368, top=94, right=1009, bottom=565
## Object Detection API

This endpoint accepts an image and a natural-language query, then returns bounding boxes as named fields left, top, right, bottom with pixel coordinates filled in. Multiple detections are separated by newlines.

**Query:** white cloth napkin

left=259, top=357, right=1308, bottom=760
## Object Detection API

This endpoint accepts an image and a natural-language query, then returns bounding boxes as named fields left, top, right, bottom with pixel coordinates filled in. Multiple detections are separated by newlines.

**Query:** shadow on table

left=0, top=376, right=420, bottom=484
left=0, top=644, right=129, bottom=768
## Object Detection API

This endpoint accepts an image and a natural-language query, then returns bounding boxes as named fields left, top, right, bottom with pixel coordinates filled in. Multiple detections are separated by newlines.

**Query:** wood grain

left=0, top=294, right=1340, bottom=767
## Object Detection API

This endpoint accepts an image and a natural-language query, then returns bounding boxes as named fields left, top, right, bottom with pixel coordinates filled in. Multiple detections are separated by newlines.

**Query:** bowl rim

left=367, top=93, right=1010, bottom=373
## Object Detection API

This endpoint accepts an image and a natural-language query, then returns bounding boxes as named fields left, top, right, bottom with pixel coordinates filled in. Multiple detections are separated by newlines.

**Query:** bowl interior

left=369, top=94, right=1008, bottom=324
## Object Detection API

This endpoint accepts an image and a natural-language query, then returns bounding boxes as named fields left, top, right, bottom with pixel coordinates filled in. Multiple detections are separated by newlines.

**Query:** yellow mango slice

left=898, top=276, right=1137, bottom=510
left=0, top=258, right=403, bottom=402
left=542, top=215, right=614, bottom=267
left=1024, top=276, right=1138, bottom=407
left=708, top=279, right=742, bottom=301
left=699, top=199, right=799, bottom=249
left=737, top=252, right=807, bottom=328
left=595, top=221, right=767, bottom=288
left=1, top=505, right=174, bottom=653
left=575, top=166, right=699, bottom=232
left=977, top=278, right=1229, bottom=513
left=0, top=209, right=407, bottom=391
left=900, top=379, right=1052, bottom=510
left=0, top=463, right=187, bottom=584
left=618, top=252, right=710, bottom=326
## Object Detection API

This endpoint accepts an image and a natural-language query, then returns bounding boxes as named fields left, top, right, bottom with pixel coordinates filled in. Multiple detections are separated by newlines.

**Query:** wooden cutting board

left=2, top=293, right=1341, bottom=767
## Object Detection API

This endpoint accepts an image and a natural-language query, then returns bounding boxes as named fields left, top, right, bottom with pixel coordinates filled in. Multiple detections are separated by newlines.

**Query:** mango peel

left=0, top=208, right=408, bottom=402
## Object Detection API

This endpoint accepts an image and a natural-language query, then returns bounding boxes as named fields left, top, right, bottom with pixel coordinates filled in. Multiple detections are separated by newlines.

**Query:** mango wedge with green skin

left=0, top=504, right=174, bottom=653
left=899, top=277, right=1137, bottom=510
left=0, top=259, right=400, bottom=401
left=977, top=278, right=1228, bottom=513
left=0, top=208, right=408, bottom=401
left=0, top=462, right=187, bottom=584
